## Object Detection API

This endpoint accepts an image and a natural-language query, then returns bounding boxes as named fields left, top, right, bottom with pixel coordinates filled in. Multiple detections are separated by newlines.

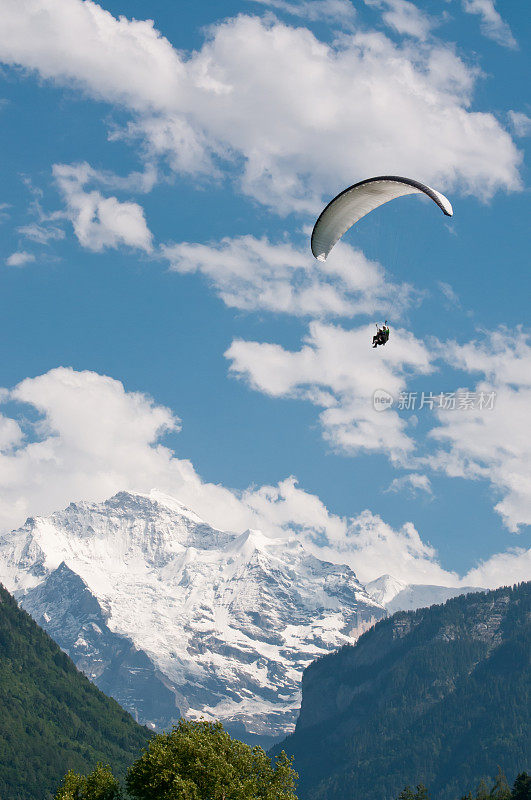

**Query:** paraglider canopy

left=311, top=176, right=453, bottom=262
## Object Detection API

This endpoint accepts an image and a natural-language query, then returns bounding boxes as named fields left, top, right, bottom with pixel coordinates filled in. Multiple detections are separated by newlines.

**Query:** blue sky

left=0, top=0, right=529, bottom=588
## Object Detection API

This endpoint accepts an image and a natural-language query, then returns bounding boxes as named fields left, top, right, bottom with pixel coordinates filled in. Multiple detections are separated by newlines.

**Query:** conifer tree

left=397, top=786, right=416, bottom=800
left=512, top=773, right=531, bottom=800
left=397, top=784, right=429, bottom=800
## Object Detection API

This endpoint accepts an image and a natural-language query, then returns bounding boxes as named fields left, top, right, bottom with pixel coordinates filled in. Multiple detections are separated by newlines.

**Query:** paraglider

left=310, top=175, right=453, bottom=262
left=373, top=322, right=390, bottom=348
left=310, top=176, right=453, bottom=349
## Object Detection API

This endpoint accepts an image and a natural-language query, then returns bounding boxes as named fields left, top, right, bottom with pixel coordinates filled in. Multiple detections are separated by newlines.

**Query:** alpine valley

left=0, top=491, right=489, bottom=746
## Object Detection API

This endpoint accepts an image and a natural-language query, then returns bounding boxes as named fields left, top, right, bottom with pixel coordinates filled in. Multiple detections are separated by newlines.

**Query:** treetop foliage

left=54, top=719, right=299, bottom=800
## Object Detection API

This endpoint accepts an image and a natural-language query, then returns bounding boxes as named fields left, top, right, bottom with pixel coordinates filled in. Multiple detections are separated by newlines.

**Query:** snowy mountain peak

left=366, top=574, right=406, bottom=605
left=226, top=528, right=277, bottom=558
left=145, top=489, right=208, bottom=525
left=0, top=490, right=386, bottom=741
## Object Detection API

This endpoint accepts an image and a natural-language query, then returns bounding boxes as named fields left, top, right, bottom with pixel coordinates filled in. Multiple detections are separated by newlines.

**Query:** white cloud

left=365, top=0, right=435, bottom=40
left=0, top=415, right=23, bottom=449
left=0, top=2, right=521, bottom=213
left=310, top=509, right=457, bottom=585
left=250, top=0, right=356, bottom=25
left=226, top=321, right=433, bottom=461
left=53, top=162, right=153, bottom=252
left=0, top=367, right=352, bottom=542
left=5, top=250, right=35, bottom=266
left=0, top=0, right=184, bottom=112
left=0, top=366, right=526, bottom=588
left=438, top=280, right=461, bottom=307
left=162, top=235, right=416, bottom=318
left=17, top=222, right=65, bottom=244
left=0, top=368, right=439, bottom=585
left=386, top=472, right=433, bottom=496
left=429, top=329, right=531, bottom=532
left=462, top=547, right=531, bottom=588
left=508, top=111, right=531, bottom=138
left=461, top=0, right=517, bottom=49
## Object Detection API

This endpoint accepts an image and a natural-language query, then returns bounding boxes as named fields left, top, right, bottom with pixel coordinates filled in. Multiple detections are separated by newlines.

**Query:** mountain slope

left=274, top=583, right=530, bottom=800
left=0, top=490, right=385, bottom=741
left=0, top=582, right=150, bottom=800
left=21, top=562, right=179, bottom=729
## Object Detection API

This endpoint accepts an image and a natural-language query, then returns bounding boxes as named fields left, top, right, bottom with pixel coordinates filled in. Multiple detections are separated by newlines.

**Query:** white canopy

left=311, top=176, right=453, bottom=261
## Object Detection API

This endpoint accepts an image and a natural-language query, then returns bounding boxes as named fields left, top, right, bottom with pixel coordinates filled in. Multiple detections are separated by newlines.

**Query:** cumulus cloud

left=0, top=366, right=526, bottom=588
left=0, top=367, right=353, bottom=541
left=461, top=0, right=517, bottom=48
left=53, top=162, right=153, bottom=252
left=227, top=321, right=531, bottom=534
left=0, top=2, right=521, bottom=213
left=5, top=250, right=35, bottom=266
left=463, top=547, right=531, bottom=588
left=429, top=328, right=531, bottom=532
left=162, top=235, right=416, bottom=318
left=226, top=321, right=433, bottom=461
left=313, top=509, right=458, bottom=584
left=0, top=367, right=439, bottom=585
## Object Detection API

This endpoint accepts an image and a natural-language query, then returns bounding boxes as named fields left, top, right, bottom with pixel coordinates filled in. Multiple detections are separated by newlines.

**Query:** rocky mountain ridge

left=275, top=582, right=530, bottom=800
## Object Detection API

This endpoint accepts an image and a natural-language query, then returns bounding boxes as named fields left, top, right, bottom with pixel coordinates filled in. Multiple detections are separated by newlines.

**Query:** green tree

left=397, top=788, right=416, bottom=800
left=126, top=719, right=298, bottom=800
left=54, top=763, right=122, bottom=800
left=397, top=784, right=429, bottom=800
left=512, top=774, right=531, bottom=800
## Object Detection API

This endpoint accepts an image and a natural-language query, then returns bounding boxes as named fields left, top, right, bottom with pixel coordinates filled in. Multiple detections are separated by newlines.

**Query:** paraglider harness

left=372, top=322, right=390, bottom=348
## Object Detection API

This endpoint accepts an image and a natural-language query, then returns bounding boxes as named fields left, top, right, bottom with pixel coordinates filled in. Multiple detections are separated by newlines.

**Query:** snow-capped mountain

left=365, top=574, right=407, bottom=606
left=366, top=574, right=484, bottom=614
left=0, top=490, right=385, bottom=743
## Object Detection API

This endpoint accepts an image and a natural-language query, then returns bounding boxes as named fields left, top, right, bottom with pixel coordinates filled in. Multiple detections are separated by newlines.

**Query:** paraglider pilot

left=373, top=322, right=390, bottom=348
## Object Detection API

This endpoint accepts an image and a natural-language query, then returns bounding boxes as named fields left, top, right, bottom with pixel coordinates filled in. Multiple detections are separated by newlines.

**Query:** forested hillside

left=274, top=583, right=530, bottom=800
left=0, top=583, right=151, bottom=800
